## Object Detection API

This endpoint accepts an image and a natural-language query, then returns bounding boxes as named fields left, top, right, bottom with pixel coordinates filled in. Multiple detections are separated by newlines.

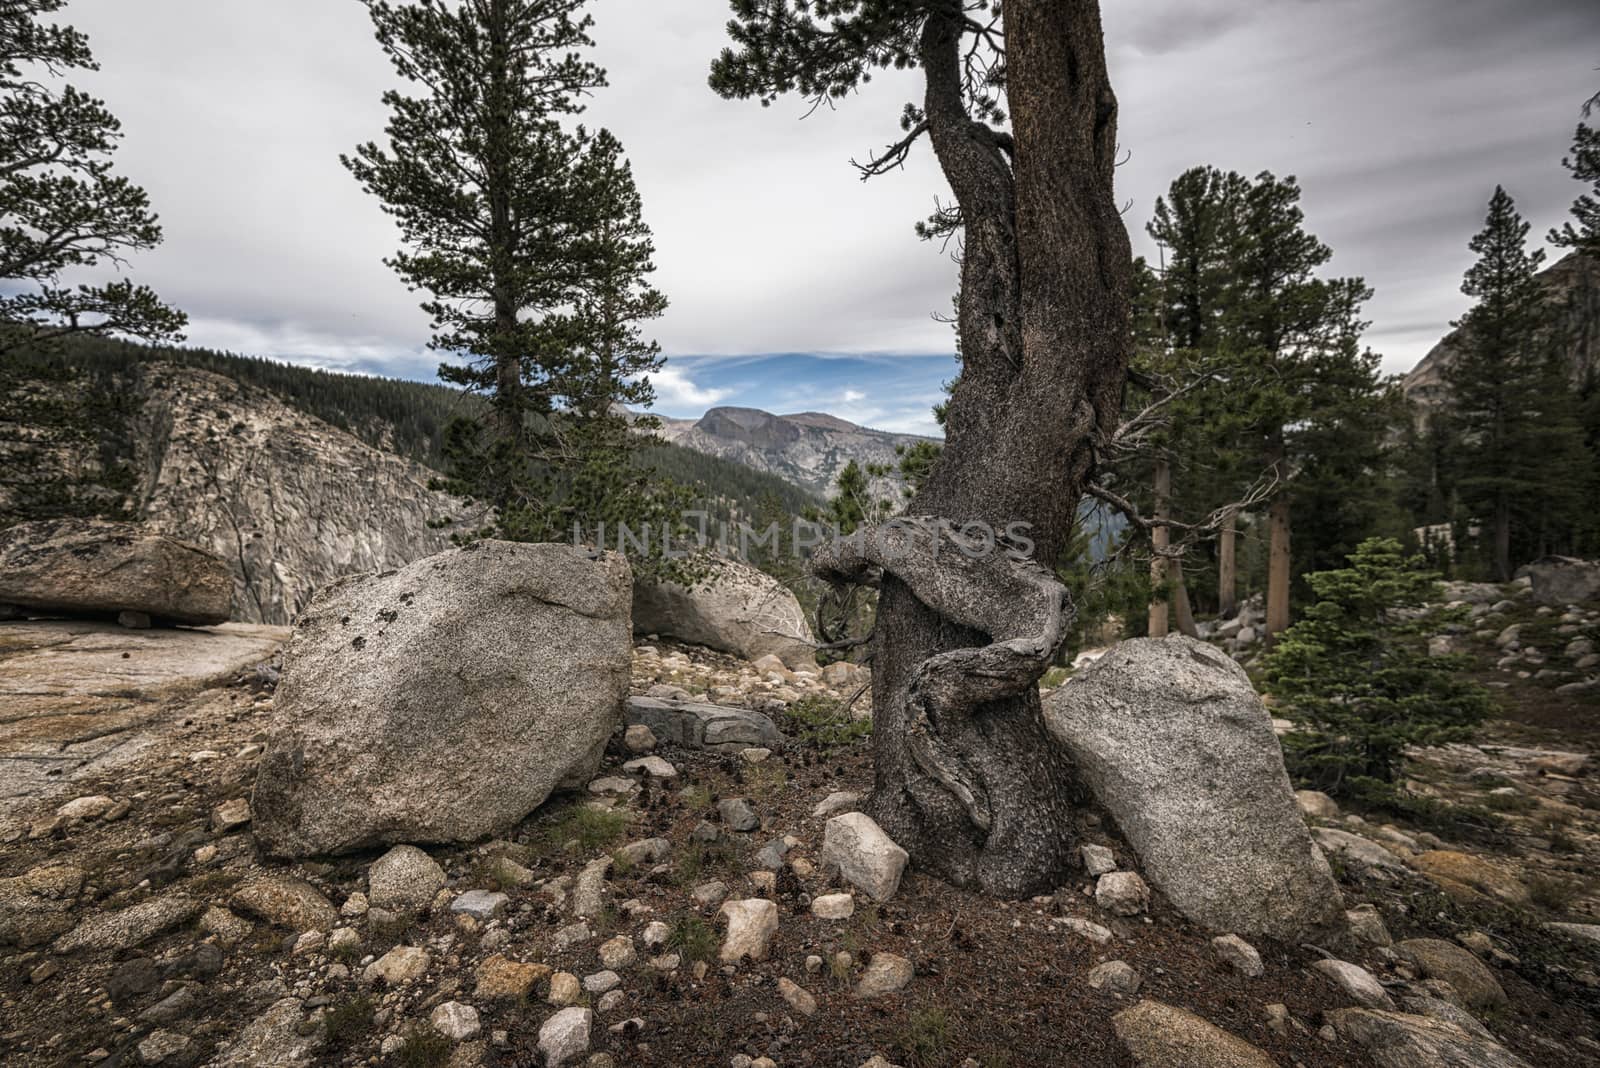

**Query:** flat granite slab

left=0, top=620, right=287, bottom=807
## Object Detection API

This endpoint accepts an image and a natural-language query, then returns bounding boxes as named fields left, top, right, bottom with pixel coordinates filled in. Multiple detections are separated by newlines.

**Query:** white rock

left=1081, top=843, right=1117, bottom=876
left=821, top=812, right=909, bottom=903
left=719, top=898, right=779, bottom=963
left=811, top=893, right=855, bottom=920
left=56, top=795, right=114, bottom=822
left=1312, top=959, right=1395, bottom=1009
left=1095, top=871, right=1150, bottom=917
left=854, top=952, right=914, bottom=998
left=642, top=921, right=671, bottom=949
left=363, top=945, right=430, bottom=986
left=538, top=1006, right=593, bottom=1067
left=778, top=976, right=818, bottom=1016
left=430, top=1001, right=481, bottom=1042
left=811, top=791, right=862, bottom=819
left=622, top=756, right=678, bottom=780
left=583, top=970, right=621, bottom=994
left=1212, top=934, right=1264, bottom=978
left=450, top=890, right=509, bottom=920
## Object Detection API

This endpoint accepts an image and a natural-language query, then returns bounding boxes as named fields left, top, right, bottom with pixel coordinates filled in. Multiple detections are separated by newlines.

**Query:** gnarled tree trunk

left=812, top=1, right=1131, bottom=898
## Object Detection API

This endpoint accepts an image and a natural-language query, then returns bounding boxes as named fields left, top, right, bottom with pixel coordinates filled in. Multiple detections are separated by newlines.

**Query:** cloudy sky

left=58, top=0, right=1600, bottom=435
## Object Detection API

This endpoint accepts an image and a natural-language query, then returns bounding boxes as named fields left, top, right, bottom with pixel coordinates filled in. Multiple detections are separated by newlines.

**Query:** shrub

left=1263, top=538, right=1495, bottom=799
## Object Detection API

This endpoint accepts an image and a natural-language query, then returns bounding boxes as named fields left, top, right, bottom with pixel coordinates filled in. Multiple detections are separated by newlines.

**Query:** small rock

left=53, top=894, right=201, bottom=954
left=56, top=795, right=116, bottom=822
left=623, top=724, right=657, bottom=753
left=450, top=890, right=510, bottom=921
left=1312, top=959, right=1395, bottom=1009
left=778, top=976, right=817, bottom=1016
left=1344, top=904, right=1393, bottom=947
left=1211, top=934, right=1264, bottom=978
left=719, top=898, right=779, bottom=962
left=1295, top=790, right=1340, bottom=819
left=572, top=858, right=611, bottom=918
left=231, top=877, right=337, bottom=933
left=368, top=845, right=447, bottom=912
left=583, top=970, right=621, bottom=994
left=1095, top=871, right=1150, bottom=917
left=854, top=952, right=914, bottom=998
left=622, top=755, right=678, bottom=780
left=811, top=893, right=855, bottom=920
left=136, top=1029, right=191, bottom=1065
left=1396, top=938, right=1508, bottom=1011
left=755, top=839, right=790, bottom=870
left=616, top=838, right=672, bottom=867
left=549, top=971, right=582, bottom=1005
left=588, top=776, right=637, bottom=796
left=821, top=812, right=909, bottom=903
left=718, top=798, right=760, bottom=832
left=210, top=799, right=252, bottom=834
left=1081, top=843, right=1117, bottom=876
left=1062, top=917, right=1113, bottom=944
left=363, top=945, right=430, bottom=986
left=741, top=747, right=772, bottom=764
left=340, top=892, right=369, bottom=919
left=539, top=1007, right=593, bottom=1067
left=599, top=934, right=637, bottom=970
left=642, top=921, right=671, bottom=948
left=476, top=955, right=552, bottom=999
left=811, top=791, right=861, bottom=819
left=692, top=880, right=729, bottom=906
left=1088, top=960, right=1142, bottom=995
left=431, top=1001, right=481, bottom=1042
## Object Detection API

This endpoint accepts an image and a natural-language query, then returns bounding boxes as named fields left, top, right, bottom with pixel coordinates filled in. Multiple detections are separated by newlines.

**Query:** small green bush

left=1264, top=538, right=1495, bottom=799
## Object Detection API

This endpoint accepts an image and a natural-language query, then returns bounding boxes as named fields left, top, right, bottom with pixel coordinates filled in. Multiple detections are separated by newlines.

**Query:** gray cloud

left=52, top=0, right=1600, bottom=390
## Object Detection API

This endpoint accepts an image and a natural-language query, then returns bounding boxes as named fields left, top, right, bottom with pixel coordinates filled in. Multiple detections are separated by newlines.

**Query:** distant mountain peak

left=658, top=404, right=937, bottom=495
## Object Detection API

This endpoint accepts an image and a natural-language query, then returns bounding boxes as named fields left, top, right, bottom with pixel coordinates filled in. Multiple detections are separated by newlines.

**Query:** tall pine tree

left=346, top=0, right=688, bottom=563
left=1442, top=187, right=1578, bottom=579
left=0, top=0, right=186, bottom=355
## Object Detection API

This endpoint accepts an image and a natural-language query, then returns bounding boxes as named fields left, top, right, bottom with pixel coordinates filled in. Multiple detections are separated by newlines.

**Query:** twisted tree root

left=810, top=518, right=1073, bottom=836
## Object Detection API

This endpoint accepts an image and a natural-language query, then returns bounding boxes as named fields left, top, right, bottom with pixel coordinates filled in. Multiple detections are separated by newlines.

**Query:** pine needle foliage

left=1263, top=537, right=1494, bottom=799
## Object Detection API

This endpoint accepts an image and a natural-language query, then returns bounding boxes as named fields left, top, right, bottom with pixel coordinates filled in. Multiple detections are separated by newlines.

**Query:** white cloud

left=842, top=389, right=866, bottom=403
left=644, top=365, right=732, bottom=412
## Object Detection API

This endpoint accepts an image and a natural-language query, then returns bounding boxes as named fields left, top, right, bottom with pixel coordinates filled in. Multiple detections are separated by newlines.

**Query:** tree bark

left=1265, top=430, right=1292, bottom=640
left=1148, top=455, right=1171, bottom=637
left=811, top=0, right=1131, bottom=898
left=1171, top=560, right=1200, bottom=638
left=1217, top=506, right=1238, bottom=618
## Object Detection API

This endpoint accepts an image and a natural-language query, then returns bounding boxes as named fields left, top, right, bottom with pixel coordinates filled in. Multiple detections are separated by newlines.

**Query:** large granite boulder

left=0, top=519, right=232, bottom=625
left=252, top=541, right=632, bottom=856
left=632, top=556, right=816, bottom=669
left=1515, top=556, right=1600, bottom=605
left=1044, top=635, right=1345, bottom=942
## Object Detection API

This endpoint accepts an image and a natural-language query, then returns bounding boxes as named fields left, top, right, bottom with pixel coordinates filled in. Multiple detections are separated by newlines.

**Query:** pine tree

left=1550, top=113, right=1600, bottom=254
left=1264, top=538, right=1493, bottom=800
left=346, top=0, right=689, bottom=566
left=1443, top=187, right=1580, bottom=579
left=1229, top=172, right=1380, bottom=639
left=0, top=0, right=186, bottom=355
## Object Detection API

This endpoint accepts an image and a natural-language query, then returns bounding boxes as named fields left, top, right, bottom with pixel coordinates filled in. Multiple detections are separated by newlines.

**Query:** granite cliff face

left=657, top=406, right=936, bottom=496
left=1, top=362, right=464, bottom=624
left=1402, top=250, right=1600, bottom=414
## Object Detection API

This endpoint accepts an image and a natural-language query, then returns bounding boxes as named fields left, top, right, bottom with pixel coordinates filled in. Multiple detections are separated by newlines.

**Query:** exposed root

left=811, top=518, right=1073, bottom=838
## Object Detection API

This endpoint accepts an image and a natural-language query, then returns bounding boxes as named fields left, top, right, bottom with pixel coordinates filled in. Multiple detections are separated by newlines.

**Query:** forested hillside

left=3, top=336, right=817, bottom=523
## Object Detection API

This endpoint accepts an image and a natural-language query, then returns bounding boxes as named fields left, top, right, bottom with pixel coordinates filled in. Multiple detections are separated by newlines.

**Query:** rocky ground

left=1, top=597, right=1598, bottom=1068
